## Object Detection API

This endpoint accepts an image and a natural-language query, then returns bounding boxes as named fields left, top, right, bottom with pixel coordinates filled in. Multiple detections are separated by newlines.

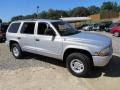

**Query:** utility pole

left=37, top=6, right=39, bottom=18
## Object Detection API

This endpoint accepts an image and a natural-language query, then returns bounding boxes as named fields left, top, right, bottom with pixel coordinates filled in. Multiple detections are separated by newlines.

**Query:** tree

left=47, top=9, right=58, bottom=19
left=71, top=7, right=90, bottom=17
left=101, top=1, right=120, bottom=12
left=88, top=6, right=100, bottom=15
left=45, top=9, right=69, bottom=19
left=56, top=10, right=69, bottom=18
left=118, top=5, right=120, bottom=12
left=38, top=11, right=48, bottom=19
left=10, top=1, right=120, bottom=22
left=11, top=15, right=24, bottom=21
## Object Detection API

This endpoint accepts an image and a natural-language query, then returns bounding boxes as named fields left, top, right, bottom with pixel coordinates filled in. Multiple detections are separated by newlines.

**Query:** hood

left=63, top=32, right=111, bottom=47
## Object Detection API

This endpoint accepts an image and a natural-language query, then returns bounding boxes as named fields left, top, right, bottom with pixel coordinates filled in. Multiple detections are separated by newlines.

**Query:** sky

left=0, top=0, right=120, bottom=21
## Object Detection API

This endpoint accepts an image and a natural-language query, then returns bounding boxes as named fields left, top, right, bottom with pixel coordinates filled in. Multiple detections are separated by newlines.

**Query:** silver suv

left=6, top=19, right=113, bottom=77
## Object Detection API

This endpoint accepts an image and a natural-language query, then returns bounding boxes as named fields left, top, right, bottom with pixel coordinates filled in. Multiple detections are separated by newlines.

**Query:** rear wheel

left=11, top=43, right=23, bottom=59
left=66, top=53, right=91, bottom=77
left=114, top=32, right=120, bottom=37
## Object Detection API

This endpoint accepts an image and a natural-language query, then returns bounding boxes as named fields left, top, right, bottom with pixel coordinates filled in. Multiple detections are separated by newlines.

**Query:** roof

left=60, top=17, right=91, bottom=22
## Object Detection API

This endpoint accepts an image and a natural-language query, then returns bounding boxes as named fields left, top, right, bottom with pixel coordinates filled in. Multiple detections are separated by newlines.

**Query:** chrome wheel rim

left=70, top=59, right=84, bottom=73
left=13, top=47, right=19, bottom=57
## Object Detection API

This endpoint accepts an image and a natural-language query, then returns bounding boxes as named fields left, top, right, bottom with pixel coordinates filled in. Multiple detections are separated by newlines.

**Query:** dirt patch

left=0, top=67, right=91, bottom=90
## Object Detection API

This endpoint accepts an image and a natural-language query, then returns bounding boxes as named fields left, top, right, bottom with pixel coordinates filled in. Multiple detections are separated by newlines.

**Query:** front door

left=35, top=22, right=63, bottom=59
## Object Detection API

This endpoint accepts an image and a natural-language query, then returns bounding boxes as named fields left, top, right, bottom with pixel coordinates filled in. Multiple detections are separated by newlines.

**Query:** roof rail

left=15, top=18, right=38, bottom=21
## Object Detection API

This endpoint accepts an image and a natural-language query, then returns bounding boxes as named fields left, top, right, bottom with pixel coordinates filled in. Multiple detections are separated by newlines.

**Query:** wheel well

left=9, top=40, right=19, bottom=51
left=63, top=48, right=93, bottom=66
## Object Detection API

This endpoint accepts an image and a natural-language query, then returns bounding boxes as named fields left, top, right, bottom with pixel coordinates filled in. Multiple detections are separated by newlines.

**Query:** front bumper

left=93, top=55, right=112, bottom=67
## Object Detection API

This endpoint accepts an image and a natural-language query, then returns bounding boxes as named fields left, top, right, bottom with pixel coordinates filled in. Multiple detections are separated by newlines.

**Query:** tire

left=113, top=32, right=120, bottom=37
left=11, top=43, right=23, bottom=59
left=66, top=53, right=91, bottom=77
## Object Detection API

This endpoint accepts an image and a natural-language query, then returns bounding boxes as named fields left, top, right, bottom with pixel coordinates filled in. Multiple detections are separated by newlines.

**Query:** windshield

left=52, top=21, right=79, bottom=36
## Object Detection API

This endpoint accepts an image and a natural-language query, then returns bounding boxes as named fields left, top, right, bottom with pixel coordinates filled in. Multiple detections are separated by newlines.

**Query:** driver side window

left=38, top=22, right=55, bottom=36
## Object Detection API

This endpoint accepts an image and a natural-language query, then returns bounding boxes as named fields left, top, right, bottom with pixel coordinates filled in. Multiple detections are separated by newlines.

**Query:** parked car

left=79, top=24, right=88, bottom=29
left=92, top=21, right=112, bottom=31
left=82, top=24, right=93, bottom=31
left=0, top=24, right=9, bottom=41
left=110, top=26, right=120, bottom=37
left=106, top=22, right=120, bottom=32
left=92, top=23, right=101, bottom=31
left=100, top=21, right=113, bottom=31
left=6, top=19, right=113, bottom=77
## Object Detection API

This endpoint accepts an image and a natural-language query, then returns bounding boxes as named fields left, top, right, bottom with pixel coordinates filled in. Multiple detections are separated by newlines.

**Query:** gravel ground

left=0, top=31, right=120, bottom=90
left=0, top=43, right=61, bottom=70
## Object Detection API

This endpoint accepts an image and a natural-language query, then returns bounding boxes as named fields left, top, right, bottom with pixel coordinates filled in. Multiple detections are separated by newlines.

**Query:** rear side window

left=8, top=23, right=21, bottom=33
left=20, top=22, right=35, bottom=34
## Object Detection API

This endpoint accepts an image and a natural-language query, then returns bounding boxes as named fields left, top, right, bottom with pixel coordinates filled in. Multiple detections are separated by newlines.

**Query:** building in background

left=89, top=12, right=120, bottom=22
left=60, top=17, right=91, bottom=29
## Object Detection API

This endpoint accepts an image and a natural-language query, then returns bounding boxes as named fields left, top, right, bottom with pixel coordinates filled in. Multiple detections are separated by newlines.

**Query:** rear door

left=19, top=22, right=36, bottom=52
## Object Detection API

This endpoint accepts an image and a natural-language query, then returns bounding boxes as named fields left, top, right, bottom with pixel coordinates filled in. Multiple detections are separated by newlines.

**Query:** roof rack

left=16, top=18, right=38, bottom=21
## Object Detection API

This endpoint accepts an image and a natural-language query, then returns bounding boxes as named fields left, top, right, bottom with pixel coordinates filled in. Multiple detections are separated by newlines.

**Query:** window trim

left=37, top=22, right=56, bottom=36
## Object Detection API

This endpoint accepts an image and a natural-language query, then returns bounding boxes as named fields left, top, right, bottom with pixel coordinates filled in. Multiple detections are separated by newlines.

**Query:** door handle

left=35, top=38, right=40, bottom=41
left=17, top=37, right=21, bottom=40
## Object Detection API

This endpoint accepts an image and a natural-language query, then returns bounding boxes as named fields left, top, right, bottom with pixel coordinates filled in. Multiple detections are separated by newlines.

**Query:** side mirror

left=52, top=30, right=56, bottom=37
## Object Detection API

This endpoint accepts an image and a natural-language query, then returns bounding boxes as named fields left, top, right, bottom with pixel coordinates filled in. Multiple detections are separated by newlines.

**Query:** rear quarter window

left=8, top=23, right=21, bottom=33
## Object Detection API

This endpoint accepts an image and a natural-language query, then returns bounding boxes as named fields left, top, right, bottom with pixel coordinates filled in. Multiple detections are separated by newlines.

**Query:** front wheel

left=66, top=53, right=91, bottom=77
left=11, top=43, right=23, bottom=59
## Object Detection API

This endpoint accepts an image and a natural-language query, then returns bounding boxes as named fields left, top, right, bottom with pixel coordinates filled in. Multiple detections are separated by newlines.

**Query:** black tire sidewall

left=66, top=53, right=90, bottom=77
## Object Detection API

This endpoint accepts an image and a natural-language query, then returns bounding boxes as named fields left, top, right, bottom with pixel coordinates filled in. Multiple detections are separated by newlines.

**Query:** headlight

left=95, top=47, right=110, bottom=56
